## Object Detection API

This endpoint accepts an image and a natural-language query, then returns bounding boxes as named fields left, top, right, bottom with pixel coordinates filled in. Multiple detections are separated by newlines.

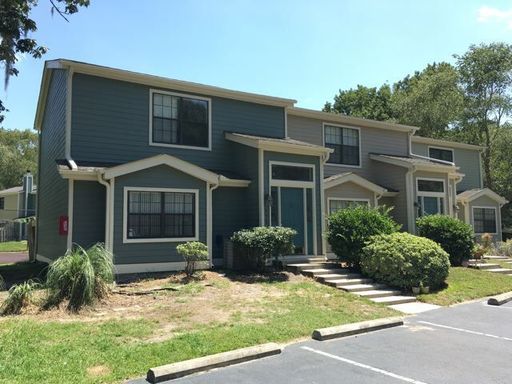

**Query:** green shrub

left=46, top=243, right=114, bottom=312
left=327, top=206, right=400, bottom=268
left=1, top=280, right=41, bottom=316
left=416, top=215, right=475, bottom=266
left=176, top=241, right=209, bottom=277
left=361, top=232, right=450, bottom=290
left=231, top=226, right=296, bottom=271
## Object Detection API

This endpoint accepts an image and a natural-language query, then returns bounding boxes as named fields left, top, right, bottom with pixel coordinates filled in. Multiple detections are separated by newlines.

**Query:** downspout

left=405, top=165, right=416, bottom=233
left=207, top=178, right=220, bottom=267
left=97, top=172, right=111, bottom=253
left=320, top=151, right=330, bottom=258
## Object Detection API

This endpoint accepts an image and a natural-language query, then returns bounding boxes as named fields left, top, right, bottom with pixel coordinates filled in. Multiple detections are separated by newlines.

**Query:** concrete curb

left=312, top=317, right=404, bottom=341
left=146, top=342, right=281, bottom=383
left=488, top=291, right=512, bottom=306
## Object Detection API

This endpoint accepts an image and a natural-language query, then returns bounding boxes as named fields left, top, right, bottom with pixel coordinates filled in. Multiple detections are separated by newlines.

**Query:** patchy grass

left=418, top=267, right=512, bottom=306
left=0, top=271, right=396, bottom=383
left=0, top=241, right=27, bottom=252
left=0, top=262, right=47, bottom=289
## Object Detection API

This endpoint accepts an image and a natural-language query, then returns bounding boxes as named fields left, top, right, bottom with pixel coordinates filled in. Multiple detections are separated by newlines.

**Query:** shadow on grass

left=0, top=262, right=48, bottom=289
left=222, top=269, right=290, bottom=284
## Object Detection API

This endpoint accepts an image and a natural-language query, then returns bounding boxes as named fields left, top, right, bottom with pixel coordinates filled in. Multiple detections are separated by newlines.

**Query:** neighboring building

left=33, top=60, right=508, bottom=272
left=0, top=172, right=37, bottom=240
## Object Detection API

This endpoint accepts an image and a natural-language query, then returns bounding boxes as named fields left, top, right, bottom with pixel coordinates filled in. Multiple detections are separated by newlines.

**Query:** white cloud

left=477, top=6, right=512, bottom=29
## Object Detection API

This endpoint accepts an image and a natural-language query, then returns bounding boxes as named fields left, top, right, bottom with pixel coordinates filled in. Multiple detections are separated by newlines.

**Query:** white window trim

left=322, top=122, right=362, bottom=169
left=416, top=177, right=447, bottom=216
left=471, top=205, right=498, bottom=235
left=268, top=161, right=317, bottom=255
left=148, top=89, right=212, bottom=151
left=428, top=145, right=455, bottom=163
left=327, top=197, right=371, bottom=215
left=123, top=186, right=200, bottom=244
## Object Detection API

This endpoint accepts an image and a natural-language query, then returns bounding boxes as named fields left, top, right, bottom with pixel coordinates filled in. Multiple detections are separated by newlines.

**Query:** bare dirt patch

left=86, top=365, right=111, bottom=377
left=0, top=270, right=309, bottom=341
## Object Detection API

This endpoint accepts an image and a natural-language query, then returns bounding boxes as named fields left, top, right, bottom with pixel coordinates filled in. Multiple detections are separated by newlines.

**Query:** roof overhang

left=369, top=154, right=457, bottom=173
left=225, top=132, right=332, bottom=157
left=411, top=135, right=485, bottom=151
left=324, top=173, right=386, bottom=195
left=288, top=107, right=419, bottom=133
left=457, top=188, right=508, bottom=205
left=35, top=59, right=297, bottom=130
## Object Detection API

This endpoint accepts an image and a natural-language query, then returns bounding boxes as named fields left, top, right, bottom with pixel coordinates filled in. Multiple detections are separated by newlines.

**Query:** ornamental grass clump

left=0, top=280, right=41, bottom=316
left=45, top=243, right=114, bottom=312
left=176, top=241, right=209, bottom=277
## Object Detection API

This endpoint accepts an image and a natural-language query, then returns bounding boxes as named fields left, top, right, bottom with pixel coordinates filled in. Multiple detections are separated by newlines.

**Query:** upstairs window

left=417, top=179, right=444, bottom=193
left=151, top=91, right=210, bottom=149
left=324, top=124, right=360, bottom=166
left=429, top=147, right=454, bottom=162
left=473, top=207, right=497, bottom=234
left=271, top=165, right=313, bottom=181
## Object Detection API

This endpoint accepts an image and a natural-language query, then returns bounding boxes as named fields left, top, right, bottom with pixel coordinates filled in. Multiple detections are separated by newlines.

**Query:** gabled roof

left=35, top=59, right=297, bottom=130
left=369, top=153, right=457, bottom=172
left=225, top=132, right=332, bottom=156
left=412, top=136, right=485, bottom=151
left=0, top=186, right=37, bottom=196
left=323, top=172, right=386, bottom=195
left=457, top=188, right=508, bottom=205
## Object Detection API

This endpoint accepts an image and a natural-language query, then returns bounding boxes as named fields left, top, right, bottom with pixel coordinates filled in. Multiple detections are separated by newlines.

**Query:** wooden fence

left=0, top=221, right=20, bottom=242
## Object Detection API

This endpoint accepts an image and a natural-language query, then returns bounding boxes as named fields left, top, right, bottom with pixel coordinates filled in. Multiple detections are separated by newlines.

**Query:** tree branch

left=49, top=0, right=70, bottom=22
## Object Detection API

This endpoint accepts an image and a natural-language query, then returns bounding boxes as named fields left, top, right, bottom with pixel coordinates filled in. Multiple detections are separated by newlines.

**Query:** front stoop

left=286, top=260, right=422, bottom=309
left=468, top=262, right=512, bottom=276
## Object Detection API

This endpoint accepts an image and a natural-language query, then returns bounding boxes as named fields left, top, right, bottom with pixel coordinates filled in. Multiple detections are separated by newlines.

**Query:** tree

left=455, top=42, right=512, bottom=189
left=0, top=128, right=38, bottom=189
left=490, top=124, right=512, bottom=227
left=392, top=63, right=464, bottom=138
left=0, top=0, right=90, bottom=122
left=323, top=84, right=395, bottom=121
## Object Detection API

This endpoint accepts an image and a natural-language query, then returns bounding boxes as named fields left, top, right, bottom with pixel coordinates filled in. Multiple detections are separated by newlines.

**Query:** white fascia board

left=103, top=154, right=219, bottom=184
left=324, top=173, right=386, bottom=195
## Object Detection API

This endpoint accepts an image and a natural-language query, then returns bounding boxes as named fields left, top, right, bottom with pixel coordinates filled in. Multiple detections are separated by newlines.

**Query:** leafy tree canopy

left=0, top=128, right=38, bottom=189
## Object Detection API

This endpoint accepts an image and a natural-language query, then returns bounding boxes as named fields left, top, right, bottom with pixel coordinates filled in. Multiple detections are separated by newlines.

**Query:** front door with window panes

left=416, top=178, right=445, bottom=217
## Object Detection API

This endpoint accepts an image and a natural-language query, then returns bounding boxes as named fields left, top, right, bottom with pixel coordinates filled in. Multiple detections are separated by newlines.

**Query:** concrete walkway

left=0, top=252, right=28, bottom=264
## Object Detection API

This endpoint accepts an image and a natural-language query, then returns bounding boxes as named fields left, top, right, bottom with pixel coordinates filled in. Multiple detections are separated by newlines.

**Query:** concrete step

left=371, top=295, right=416, bottom=305
left=486, top=268, right=512, bottom=274
left=484, top=255, right=510, bottom=260
left=468, top=263, right=500, bottom=270
left=324, top=278, right=373, bottom=287
left=339, top=283, right=387, bottom=293
left=315, top=273, right=361, bottom=281
left=355, top=290, right=402, bottom=299
left=286, top=263, right=338, bottom=272
left=302, top=268, right=350, bottom=277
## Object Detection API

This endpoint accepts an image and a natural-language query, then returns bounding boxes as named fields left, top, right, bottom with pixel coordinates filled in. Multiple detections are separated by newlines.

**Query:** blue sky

left=2, top=0, right=512, bottom=130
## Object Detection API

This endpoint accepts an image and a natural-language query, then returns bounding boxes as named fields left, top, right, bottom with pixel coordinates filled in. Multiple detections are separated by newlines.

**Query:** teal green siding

left=112, top=165, right=207, bottom=265
left=36, top=69, right=69, bottom=261
left=70, top=74, right=285, bottom=170
left=263, top=151, right=323, bottom=254
left=72, top=181, right=106, bottom=249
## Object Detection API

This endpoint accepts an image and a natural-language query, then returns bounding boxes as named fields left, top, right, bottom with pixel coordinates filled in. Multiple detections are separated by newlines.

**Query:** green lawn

left=0, top=241, right=27, bottom=252
left=418, top=267, right=512, bottom=306
left=0, top=278, right=396, bottom=384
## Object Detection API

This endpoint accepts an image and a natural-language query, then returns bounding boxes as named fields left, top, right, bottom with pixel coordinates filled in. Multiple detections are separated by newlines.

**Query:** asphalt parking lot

left=134, top=300, right=512, bottom=384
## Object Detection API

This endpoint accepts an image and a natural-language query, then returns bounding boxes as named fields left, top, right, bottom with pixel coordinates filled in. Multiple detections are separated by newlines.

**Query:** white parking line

left=417, top=321, right=512, bottom=341
left=301, top=346, right=429, bottom=384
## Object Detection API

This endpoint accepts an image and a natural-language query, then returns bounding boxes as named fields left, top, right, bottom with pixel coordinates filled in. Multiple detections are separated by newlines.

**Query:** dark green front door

left=281, top=187, right=305, bottom=254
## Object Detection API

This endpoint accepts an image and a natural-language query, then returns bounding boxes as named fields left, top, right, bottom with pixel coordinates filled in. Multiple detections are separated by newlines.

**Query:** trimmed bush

left=416, top=215, right=475, bottom=266
left=177, top=241, right=209, bottom=277
left=231, top=226, right=296, bottom=271
left=45, top=243, right=114, bottom=312
left=361, top=233, right=450, bottom=290
left=327, top=206, right=400, bottom=268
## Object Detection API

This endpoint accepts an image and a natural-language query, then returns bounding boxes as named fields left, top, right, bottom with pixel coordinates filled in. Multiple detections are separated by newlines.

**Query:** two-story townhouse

left=411, top=136, right=508, bottom=241
left=34, top=60, right=330, bottom=273
left=34, top=60, right=508, bottom=273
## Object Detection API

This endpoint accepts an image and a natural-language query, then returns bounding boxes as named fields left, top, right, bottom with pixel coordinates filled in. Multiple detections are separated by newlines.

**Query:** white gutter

left=408, top=132, right=455, bottom=166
